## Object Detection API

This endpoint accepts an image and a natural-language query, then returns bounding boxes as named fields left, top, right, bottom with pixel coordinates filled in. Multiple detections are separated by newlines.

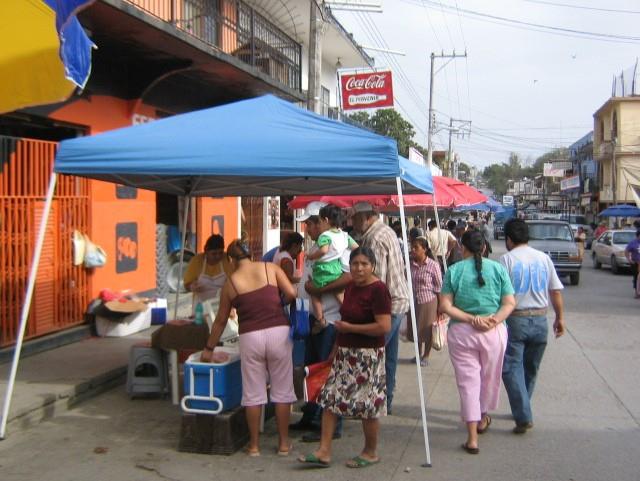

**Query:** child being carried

left=306, top=204, right=358, bottom=331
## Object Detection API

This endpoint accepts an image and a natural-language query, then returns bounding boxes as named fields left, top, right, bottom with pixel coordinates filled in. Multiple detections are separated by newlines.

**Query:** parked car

left=526, top=220, right=582, bottom=285
left=591, top=229, right=636, bottom=274
left=493, top=220, right=504, bottom=240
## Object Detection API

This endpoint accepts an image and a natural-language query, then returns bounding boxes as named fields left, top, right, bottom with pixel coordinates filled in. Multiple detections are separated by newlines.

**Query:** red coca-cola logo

left=341, top=70, right=394, bottom=111
left=345, top=73, right=388, bottom=91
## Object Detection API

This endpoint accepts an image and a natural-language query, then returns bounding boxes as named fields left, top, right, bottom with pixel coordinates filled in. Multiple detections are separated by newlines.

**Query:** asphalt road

left=1, top=240, right=638, bottom=481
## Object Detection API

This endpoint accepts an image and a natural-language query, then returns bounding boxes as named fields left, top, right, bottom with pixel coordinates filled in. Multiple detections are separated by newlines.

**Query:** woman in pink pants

left=202, top=240, right=298, bottom=457
left=439, top=230, right=515, bottom=454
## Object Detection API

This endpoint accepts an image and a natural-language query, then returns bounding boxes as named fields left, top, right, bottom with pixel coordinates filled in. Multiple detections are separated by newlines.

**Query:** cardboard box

left=95, top=307, right=151, bottom=337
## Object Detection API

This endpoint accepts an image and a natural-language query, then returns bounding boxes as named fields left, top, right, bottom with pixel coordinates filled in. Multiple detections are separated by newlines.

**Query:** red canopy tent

left=288, top=176, right=486, bottom=210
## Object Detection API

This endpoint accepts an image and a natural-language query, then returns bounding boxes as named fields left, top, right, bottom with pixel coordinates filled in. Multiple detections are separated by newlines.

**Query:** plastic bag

left=303, top=360, right=332, bottom=402
left=83, top=234, right=107, bottom=268
left=72, top=230, right=86, bottom=266
left=289, top=298, right=310, bottom=340
left=432, top=317, right=449, bottom=351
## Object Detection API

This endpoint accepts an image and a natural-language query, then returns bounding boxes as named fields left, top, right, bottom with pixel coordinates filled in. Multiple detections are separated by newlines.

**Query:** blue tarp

left=455, top=197, right=504, bottom=213
left=55, top=95, right=433, bottom=196
left=599, top=204, right=640, bottom=217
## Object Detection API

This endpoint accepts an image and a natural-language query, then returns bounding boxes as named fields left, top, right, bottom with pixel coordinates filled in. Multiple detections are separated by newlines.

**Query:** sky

left=332, top=0, right=640, bottom=170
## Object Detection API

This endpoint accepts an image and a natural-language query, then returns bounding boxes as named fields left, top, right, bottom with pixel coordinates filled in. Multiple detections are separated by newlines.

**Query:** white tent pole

left=1, top=173, right=58, bottom=440
left=396, top=177, right=432, bottom=467
left=174, top=195, right=191, bottom=320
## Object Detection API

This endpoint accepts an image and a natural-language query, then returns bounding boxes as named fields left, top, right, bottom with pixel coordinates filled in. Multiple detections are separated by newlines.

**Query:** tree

left=347, top=108, right=417, bottom=157
left=346, top=111, right=371, bottom=129
left=483, top=163, right=509, bottom=195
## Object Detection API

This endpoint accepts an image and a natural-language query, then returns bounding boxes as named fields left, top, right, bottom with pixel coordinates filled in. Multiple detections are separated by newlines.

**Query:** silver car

left=526, top=220, right=582, bottom=285
left=591, top=230, right=635, bottom=274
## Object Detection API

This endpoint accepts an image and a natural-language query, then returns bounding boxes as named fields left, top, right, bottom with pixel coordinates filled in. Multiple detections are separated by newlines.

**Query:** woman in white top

left=273, top=232, right=304, bottom=283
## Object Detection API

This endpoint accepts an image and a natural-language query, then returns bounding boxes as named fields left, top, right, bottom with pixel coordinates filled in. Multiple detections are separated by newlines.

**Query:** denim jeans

left=502, top=315, right=548, bottom=424
left=384, top=312, right=404, bottom=410
left=301, top=321, right=342, bottom=434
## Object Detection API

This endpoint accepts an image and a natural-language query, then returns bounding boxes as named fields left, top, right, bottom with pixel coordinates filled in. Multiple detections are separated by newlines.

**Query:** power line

left=351, top=11, right=432, bottom=141
left=521, top=0, right=640, bottom=15
left=400, top=0, right=640, bottom=44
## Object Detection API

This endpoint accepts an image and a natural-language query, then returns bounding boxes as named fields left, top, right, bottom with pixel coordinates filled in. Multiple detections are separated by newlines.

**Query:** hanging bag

left=83, top=234, right=107, bottom=268
left=303, top=360, right=332, bottom=402
left=431, top=317, right=449, bottom=351
left=289, top=298, right=310, bottom=340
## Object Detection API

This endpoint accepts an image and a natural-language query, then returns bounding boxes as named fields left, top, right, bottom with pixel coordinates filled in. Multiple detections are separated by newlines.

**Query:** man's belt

left=510, top=308, right=547, bottom=317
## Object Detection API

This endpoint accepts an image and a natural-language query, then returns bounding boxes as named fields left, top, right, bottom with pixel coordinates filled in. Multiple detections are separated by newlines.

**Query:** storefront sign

left=340, top=71, right=394, bottom=110
left=116, top=222, right=138, bottom=273
left=543, top=162, right=566, bottom=178
left=560, top=175, right=580, bottom=191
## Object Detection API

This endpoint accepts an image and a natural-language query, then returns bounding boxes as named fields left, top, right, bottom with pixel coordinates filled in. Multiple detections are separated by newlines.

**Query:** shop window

left=321, top=86, right=330, bottom=118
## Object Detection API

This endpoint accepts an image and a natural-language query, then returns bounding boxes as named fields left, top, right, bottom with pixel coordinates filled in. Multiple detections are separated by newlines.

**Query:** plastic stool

left=127, top=343, right=169, bottom=398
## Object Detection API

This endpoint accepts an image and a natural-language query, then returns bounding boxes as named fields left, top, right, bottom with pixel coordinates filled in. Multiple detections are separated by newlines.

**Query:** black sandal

left=477, top=415, right=492, bottom=434
left=461, top=442, right=479, bottom=455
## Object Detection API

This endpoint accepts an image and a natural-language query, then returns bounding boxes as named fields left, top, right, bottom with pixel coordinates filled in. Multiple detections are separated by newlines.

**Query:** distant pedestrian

left=413, top=217, right=425, bottom=237
left=500, top=219, right=565, bottom=435
left=575, top=227, right=586, bottom=260
left=426, top=219, right=457, bottom=272
left=350, top=202, right=410, bottom=414
left=407, top=237, right=442, bottom=366
left=439, top=230, right=516, bottom=454
left=624, top=230, right=640, bottom=298
left=479, top=220, right=492, bottom=258
left=594, top=222, right=607, bottom=239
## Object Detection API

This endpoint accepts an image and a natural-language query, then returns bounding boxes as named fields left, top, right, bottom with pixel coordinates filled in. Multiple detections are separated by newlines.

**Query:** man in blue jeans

left=500, top=219, right=565, bottom=434
left=289, top=201, right=350, bottom=441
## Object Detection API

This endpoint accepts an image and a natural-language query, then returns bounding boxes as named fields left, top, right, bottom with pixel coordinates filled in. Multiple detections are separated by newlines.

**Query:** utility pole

left=308, top=1, right=326, bottom=114
left=445, top=118, right=471, bottom=178
left=426, top=51, right=467, bottom=172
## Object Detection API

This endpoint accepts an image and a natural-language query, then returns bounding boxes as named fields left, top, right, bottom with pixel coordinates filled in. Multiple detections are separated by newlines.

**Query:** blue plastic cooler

left=181, top=348, right=242, bottom=414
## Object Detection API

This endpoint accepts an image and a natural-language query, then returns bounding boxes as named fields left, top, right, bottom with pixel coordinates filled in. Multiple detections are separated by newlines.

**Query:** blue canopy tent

left=598, top=204, right=640, bottom=217
left=53, top=95, right=432, bottom=196
left=2, top=95, right=434, bottom=466
left=455, top=197, right=504, bottom=213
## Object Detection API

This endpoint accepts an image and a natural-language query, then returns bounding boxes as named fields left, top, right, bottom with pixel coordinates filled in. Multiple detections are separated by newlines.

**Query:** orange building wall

left=196, top=197, right=239, bottom=252
left=48, top=96, right=159, bottom=297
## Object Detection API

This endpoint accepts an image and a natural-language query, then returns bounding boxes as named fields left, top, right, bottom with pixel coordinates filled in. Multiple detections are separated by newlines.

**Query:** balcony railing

left=124, top=0, right=302, bottom=91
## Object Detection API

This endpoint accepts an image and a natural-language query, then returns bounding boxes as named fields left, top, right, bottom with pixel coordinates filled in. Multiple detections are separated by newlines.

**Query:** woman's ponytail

left=461, top=230, right=486, bottom=287
left=473, top=251, right=485, bottom=287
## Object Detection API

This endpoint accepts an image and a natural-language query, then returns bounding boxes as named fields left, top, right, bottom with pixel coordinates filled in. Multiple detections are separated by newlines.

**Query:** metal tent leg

left=1, top=173, right=58, bottom=440
left=396, top=177, right=432, bottom=467
left=173, top=195, right=191, bottom=320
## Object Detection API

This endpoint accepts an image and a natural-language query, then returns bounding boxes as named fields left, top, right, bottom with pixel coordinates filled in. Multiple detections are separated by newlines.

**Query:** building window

left=321, top=86, right=330, bottom=117
left=612, top=110, right=618, bottom=140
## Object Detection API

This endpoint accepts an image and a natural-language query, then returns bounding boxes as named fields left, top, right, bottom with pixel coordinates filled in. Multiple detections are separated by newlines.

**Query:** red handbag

left=303, top=360, right=332, bottom=402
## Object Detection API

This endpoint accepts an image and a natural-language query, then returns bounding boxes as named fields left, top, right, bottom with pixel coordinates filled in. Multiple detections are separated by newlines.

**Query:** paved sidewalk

left=0, top=330, right=150, bottom=432
left=1, top=251, right=639, bottom=480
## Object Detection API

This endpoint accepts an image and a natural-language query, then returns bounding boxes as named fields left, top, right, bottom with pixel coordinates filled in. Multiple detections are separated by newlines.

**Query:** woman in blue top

left=439, top=230, right=515, bottom=455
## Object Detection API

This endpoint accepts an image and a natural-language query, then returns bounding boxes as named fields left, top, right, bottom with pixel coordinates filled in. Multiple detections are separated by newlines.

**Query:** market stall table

left=151, top=321, right=210, bottom=405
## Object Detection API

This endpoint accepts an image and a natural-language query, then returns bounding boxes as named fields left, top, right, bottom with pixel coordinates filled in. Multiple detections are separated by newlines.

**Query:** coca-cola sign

left=340, top=70, right=394, bottom=110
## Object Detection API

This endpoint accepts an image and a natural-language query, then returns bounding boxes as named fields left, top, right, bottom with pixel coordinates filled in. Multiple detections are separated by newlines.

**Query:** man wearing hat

left=351, top=201, right=410, bottom=414
left=291, top=201, right=350, bottom=439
